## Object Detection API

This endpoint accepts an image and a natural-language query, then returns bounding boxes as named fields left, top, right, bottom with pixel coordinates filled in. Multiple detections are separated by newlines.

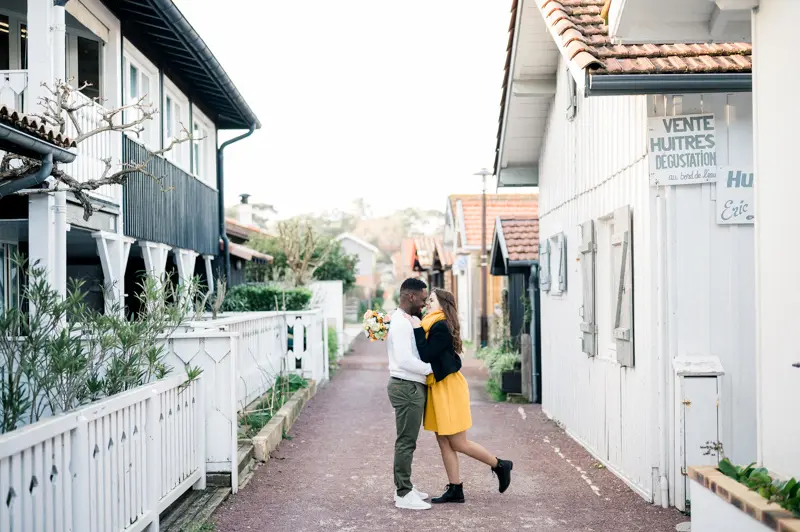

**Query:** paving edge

left=251, top=379, right=318, bottom=462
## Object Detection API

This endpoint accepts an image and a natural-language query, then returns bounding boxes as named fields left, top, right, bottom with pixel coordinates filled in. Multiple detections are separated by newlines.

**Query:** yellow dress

left=424, top=371, right=473, bottom=436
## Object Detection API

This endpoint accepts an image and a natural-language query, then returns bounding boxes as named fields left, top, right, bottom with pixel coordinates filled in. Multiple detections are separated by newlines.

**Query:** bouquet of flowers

left=363, top=309, right=390, bottom=341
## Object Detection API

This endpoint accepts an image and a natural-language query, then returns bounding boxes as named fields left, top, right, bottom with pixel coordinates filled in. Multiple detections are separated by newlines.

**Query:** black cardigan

left=414, top=321, right=462, bottom=382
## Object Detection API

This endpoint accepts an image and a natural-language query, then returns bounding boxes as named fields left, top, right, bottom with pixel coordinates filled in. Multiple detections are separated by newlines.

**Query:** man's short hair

left=400, top=278, right=427, bottom=295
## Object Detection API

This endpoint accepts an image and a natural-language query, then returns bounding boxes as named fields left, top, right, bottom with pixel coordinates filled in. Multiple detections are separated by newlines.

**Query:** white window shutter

left=540, top=239, right=551, bottom=292
left=612, top=205, right=634, bottom=367
left=558, top=234, right=567, bottom=292
left=579, top=221, right=596, bottom=356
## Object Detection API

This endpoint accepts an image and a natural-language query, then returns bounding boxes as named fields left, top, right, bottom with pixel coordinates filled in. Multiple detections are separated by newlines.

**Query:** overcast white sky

left=174, top=0, right=511, bottom=218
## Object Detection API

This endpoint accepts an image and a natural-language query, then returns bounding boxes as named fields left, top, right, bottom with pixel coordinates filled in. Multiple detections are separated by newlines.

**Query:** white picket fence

left=0, top=375, right=204, bottom=532
left=0, top=309, right=331, bottom=531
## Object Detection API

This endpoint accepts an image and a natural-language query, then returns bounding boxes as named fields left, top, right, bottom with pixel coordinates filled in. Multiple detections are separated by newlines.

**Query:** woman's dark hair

left=432, top=288, right=463, bottom=354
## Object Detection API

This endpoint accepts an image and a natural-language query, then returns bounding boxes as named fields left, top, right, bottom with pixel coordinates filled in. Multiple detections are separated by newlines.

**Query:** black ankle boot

left=431, top=483, right=465, bottom=504
left=492, top=458, right=513, bottom=493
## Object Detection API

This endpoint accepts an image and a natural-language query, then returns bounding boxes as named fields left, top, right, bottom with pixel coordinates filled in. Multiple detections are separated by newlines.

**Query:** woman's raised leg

left=446, top=431, right=498, bottom=467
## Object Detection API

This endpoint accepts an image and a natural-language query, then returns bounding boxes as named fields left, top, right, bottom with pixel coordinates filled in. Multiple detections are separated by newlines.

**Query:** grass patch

left=240, top=374, right=308, bottom=438
left=180, top=523, right=216, bottom=532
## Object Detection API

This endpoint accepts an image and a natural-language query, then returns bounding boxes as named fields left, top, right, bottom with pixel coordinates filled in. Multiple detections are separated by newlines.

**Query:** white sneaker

left=394, top=490, right=432, bottom=510
left=394, top=487, right=429, bottom=502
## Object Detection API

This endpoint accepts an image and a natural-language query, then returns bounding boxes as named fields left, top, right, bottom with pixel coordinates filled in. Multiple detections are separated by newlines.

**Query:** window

left=193, top=121, right=203, bottom=176
left=191, top=107, right=215, bottom=186
left=596, top=217, right=616, bottom=358
left=578, top=207, right=634, bottom=365
left=0, top=243, right=19, bottom=316
left=19, top=24, right=26, bottom=70
left=548, top=233, right=567, bottom=296
left=123, top=52, right=158, bottom=148
left=77, top=37, right=101, bottom=100
left=0, top=15, right=10, bottom=71
left=163, top=80, right=189, bottom=168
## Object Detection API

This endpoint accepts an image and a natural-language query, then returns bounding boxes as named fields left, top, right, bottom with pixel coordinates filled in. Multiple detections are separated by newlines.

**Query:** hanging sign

left=648, top=114, right=717, bottom=186
left=716, top=166, right=754, bottom=225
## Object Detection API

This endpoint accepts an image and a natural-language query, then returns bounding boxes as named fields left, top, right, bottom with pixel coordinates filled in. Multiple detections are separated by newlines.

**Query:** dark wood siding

left=122, top=137, right=219, bottom=256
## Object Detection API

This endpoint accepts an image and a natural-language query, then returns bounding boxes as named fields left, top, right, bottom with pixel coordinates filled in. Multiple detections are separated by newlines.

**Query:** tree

left=0, top=80, right=191, bottom=220
left=246, top=222, right=357, bottom=291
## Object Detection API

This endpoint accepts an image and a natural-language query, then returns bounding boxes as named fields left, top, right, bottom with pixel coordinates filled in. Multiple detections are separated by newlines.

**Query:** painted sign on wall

left=648, top=114, right=717, bottom=186
left=716, top=166, right=754, bottom=225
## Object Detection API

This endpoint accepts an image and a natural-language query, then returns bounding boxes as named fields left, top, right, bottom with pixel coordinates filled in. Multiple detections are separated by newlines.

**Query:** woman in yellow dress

left=406, top=288, right=513, bottom=504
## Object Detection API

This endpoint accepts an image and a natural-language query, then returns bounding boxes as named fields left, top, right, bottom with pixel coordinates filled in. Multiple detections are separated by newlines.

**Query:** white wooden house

left=603, top=0, right=800, bottom=526
left=495, top=0, right=755, bottom=510
left=0, top=0, right=259, bottom=314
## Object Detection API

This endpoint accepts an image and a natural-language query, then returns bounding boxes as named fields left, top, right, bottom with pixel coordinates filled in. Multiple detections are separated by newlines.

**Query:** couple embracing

left=386, top=278, right=513, bottom=510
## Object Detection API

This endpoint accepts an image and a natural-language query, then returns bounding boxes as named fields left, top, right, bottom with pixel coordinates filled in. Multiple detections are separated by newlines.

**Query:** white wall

left=538, top=61, right=756, bottom=505
left=311, top=280, right=345, bottom=356
left=753, top=0, right=800, bottom=481
left=539, top=63, right=657, bottom=500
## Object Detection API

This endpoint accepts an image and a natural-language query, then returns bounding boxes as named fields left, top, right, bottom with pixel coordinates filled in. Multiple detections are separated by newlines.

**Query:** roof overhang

left=102, top=0, right=260, bottom=130
left=494, top=0, right=559, bottom=188
left=490, top=216, right=537, bottom=276
left=607, top=0, right=754, bottom=43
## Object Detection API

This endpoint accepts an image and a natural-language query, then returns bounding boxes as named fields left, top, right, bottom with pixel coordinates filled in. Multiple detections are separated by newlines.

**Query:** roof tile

left=533, top=0, right=752, bottom=75
left=451, top=194, right=539, bottom=249
left=500, top=218, right=540, bottom=262
left=0, top=105, right=77, bottom=149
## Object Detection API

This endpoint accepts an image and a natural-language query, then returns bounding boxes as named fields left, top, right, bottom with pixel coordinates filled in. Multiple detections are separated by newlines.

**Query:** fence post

left=193, top=377, right=207, bottom=490
left=229, top=335, right=239, bottom=494
left=323, top=312, right=330, bottom=382
left=71, top=415, right=91, bottom=532
left=145, top=389, right=162, bottom=531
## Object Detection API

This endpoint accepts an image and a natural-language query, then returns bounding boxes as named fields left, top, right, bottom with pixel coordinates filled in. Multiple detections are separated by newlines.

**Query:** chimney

left=238, top=193, right=253, bottom=226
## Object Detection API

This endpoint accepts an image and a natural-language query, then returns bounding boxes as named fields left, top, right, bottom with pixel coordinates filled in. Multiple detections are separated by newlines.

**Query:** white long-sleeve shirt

left=386, top=309, right=432, bottom=384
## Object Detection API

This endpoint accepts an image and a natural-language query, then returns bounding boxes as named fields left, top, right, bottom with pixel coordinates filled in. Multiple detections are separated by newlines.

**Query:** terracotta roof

left=450, top=194, right=539, bottom=249
left=219, top=239, right=273, bottom=263
left=412, top=236, right=452, bottom=270
left=500, top=218, right=539, bottom=261
left=225, top=217, right=271, bottom=240
left=536, top=0, right=752, bottom=75
left=0, top=105, right=77, bottom=149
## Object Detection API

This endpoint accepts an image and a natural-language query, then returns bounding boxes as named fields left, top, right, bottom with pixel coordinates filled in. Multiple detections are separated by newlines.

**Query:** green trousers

left=387, top=377, right=426, bottom=497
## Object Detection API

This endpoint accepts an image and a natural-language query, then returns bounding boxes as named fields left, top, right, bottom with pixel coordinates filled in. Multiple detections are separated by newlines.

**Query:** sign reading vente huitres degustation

left=716, top=166, right=754, bottom=225
left=648, top=114, right=717, bottom=186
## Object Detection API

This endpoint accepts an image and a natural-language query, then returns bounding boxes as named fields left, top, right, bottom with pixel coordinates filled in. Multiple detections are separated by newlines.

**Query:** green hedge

left=223, top=284, right=312, bottom=312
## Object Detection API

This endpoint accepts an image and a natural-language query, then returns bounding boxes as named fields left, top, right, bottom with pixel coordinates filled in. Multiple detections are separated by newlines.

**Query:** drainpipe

left=656, top=192, right=670, bottom=508
left=0, top=153, right=53, bottom=198
left=217, top=124, right=256, bottom=286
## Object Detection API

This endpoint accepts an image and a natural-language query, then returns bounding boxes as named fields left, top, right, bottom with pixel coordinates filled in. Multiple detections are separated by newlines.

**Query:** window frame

left=162, top=76, right=190, bottom=170
left=594, top=214, right=618, bottom=360
left=67, top=32, right=104, bottom=100
left=0, top=241, right=19, bottom=316
left=122, top=41, right=159, bottom=151
left=190, top=103, right=216, bottom=188
left=548, top=232, right=567, bottom=296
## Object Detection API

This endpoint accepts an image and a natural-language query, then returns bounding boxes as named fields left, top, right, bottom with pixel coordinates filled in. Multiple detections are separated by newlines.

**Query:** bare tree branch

left=1, top=79, right=199, bottom=220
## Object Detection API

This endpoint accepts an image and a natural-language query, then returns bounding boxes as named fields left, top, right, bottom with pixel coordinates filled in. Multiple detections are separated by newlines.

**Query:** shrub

left=223, top=284, right=312, bottom=312
left=327, top=327, right=339, bottom=359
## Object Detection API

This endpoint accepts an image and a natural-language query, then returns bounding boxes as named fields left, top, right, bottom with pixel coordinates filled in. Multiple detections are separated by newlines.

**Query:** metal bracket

left=682, top=400, right=692, bottom=406
left=793, top=362, right=800, bottom=368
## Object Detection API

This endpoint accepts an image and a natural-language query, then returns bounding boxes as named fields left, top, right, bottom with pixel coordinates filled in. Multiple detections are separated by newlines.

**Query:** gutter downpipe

left=217, top=124, right=257, bottom=286
left=656, top=191, right=669, bottom=508
left=0, top=153, right=54, bottom=198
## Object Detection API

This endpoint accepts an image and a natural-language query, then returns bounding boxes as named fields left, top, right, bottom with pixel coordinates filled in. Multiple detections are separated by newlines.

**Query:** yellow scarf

left=420, top=309, right=446, bottom=338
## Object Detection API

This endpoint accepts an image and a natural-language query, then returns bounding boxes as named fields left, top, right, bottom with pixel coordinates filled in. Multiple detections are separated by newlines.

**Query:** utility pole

left=474, top=168, right=492, bottom=347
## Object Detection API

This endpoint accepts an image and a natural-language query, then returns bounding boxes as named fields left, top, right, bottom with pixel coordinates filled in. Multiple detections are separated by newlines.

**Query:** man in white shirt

left=386, top=278, right=433, bottom=510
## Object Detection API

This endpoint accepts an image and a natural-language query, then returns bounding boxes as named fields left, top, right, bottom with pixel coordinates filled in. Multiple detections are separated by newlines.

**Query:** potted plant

left=493, top=352, right=522, bottom=394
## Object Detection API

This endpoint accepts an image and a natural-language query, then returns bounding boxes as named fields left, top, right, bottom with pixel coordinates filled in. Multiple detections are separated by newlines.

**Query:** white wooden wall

left=539, top=63, right=656, bottom=500
left=538, top=61, right=756, bottom=504
left=651, top=93, right=757, bottom=497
